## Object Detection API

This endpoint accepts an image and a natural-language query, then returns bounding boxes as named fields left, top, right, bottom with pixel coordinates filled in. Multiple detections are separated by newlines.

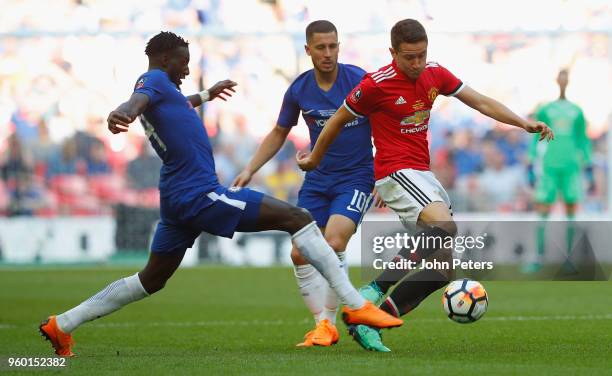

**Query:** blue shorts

left=298, top=172, right=374, bottom=228
left=151, top=186, right=264, bottom=253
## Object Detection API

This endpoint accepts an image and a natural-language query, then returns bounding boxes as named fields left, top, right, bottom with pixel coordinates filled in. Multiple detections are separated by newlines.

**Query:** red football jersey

left=344, top=60, right=464, bottom=180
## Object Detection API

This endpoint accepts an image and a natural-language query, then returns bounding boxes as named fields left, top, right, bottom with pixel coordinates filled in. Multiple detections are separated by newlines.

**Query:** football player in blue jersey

left=38, top=31, right=402, bottom=357
left=233, top=20, right=377, bottom=347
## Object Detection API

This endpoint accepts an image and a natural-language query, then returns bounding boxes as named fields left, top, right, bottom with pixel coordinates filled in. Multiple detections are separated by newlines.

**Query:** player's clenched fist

left=107, top=111, right=133, bottom=134
left=296, top=150, right=316, bottom=171
left=232, top=170, right=253, bottom=187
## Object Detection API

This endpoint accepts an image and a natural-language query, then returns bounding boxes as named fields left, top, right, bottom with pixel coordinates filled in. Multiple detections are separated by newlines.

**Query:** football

left=442, top=279, right=488, bottom=323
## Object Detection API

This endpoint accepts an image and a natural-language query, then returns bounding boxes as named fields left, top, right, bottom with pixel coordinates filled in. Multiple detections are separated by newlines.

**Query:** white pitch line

left=4, top=314, right=612, bottom=331
left=414, top=313, right=612, bottom=323
left=4, top=314, right=611, bottom=330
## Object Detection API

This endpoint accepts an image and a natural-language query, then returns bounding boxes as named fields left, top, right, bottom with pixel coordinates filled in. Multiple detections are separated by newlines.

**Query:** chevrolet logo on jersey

left=400, top=110, right=430, bottom=127
left=401, top=124, right=429, bottom=134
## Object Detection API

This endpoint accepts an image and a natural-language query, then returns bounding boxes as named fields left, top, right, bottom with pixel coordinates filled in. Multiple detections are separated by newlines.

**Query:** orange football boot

left=296, top=328, right=316, bottom=347
left=39, top=316, right=75, bottom=357
left=296, top=319, right=340, bottom=347
left=342, top=301, right=403, bottom=328
left=311, top=319, right=339, bottom=346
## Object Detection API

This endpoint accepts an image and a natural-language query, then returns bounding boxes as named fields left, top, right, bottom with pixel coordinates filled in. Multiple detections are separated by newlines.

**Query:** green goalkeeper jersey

left=529, top=99, right=591, bottom=170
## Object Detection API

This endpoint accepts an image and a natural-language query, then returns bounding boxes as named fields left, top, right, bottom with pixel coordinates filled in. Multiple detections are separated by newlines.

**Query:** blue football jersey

left=133, top=69, right=219, bottom=197
left=277, top=63, right=373, bottom=176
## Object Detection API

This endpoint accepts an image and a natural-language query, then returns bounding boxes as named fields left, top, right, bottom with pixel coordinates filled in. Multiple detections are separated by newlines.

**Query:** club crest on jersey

left=428, top=87, right=439, bottom=102
left=350, top=88, right=362, bottom=103
left=135, top=78, right=146, bottom=89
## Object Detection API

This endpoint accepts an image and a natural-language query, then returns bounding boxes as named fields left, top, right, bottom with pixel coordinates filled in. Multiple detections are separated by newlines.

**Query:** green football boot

left=348, top=324, right=391, bottom=352
left=358, top=281, right=385, bottom=306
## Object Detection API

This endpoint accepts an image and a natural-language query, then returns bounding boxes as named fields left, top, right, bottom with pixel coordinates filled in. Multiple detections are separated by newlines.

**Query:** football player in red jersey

left=297, top=19, right=554, bottom=352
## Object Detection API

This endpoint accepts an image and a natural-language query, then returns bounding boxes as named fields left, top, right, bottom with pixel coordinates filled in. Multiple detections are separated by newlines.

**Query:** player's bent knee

left=289, top=206, right=314, bottom=231
left=325, top=235, right=348, bottom=253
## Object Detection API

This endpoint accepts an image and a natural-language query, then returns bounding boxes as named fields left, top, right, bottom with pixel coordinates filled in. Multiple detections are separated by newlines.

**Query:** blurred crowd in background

left=1, top=0, right=611, bottom=217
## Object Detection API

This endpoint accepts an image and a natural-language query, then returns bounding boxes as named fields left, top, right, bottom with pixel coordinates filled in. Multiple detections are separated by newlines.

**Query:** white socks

left=294, top=253, right=347, bottom=325
left=320, top=251, right=347, bottom=324
left=294, top=264, right=327, bottom=323
left=56, top=273, right=149, bottom=333
left=292, top=222, right=365, bottom=310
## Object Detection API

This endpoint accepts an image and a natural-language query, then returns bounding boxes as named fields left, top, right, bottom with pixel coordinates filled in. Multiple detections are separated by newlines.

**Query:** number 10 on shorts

left=348, top=189, right=370, bottom=214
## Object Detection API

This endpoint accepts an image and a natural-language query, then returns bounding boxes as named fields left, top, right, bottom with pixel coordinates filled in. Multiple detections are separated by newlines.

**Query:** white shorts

left=375, top=168, right=452, bottom=229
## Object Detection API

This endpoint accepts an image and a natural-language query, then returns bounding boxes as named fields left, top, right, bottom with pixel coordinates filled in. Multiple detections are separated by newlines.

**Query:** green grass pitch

left=1, top=266, right=611, bottom=375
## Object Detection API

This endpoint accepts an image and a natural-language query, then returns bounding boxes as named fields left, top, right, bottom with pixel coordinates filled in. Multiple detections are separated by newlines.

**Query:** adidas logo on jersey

left=395, top=96, right=407, bottom=105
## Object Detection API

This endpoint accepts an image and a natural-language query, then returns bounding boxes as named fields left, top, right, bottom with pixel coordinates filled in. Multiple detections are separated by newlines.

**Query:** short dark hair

left=145, top=31, right=189, bottom=57
left=305, top=20, right=337, bottom=43
left=390, top=19, right=427, bottom=50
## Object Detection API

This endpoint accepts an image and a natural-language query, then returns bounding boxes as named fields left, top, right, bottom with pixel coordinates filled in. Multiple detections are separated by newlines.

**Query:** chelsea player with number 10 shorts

left=233, top=20, right=375, bottom=347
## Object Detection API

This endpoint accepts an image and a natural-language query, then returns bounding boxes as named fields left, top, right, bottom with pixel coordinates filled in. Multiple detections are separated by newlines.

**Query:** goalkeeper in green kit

left=524, top=69, right=594, bottom=273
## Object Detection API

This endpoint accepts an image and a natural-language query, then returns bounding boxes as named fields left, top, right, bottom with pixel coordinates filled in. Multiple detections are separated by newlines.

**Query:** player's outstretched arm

left=107, top=93, right=149, bottom=134
left=296, top=105, right=356, bottom=171
left=232, top=125, right=291, bottom=187
left=455, top=86, right=554, bottom=141
left=187, top=80, right=237, bottom=108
